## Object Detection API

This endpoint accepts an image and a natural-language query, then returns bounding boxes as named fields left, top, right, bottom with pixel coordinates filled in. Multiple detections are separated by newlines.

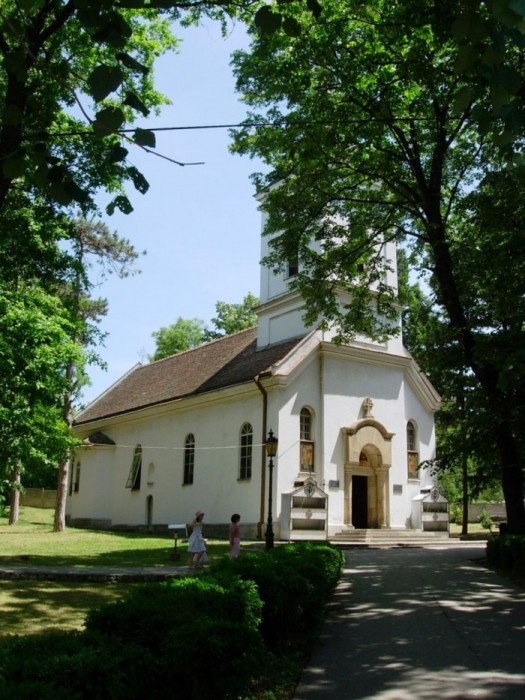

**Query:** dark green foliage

left=486, top=535, right=525, bottom=576
left=0, top=544, right=343, bottom=699
left=0, top=631, right=149, bottom=700
left=210, top=543, right=344, bottom=654
left=86, top=575, right=267, bottom=699
left=231, top=0, right=525, bottom=532
left=86, top=575, right=263, bottom=644
left=152, top=615, right=267, bottom=700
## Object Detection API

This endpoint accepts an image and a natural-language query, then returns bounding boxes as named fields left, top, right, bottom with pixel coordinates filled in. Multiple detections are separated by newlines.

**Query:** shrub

left=479, top=509, right=495, bottom=533
left=86, top=576, right=262, bottom=647
left=86, top=575, right=266, bottom=699
left=486, top=534, right=525, bottom=575
left=1, top=542, right=343, bottom=699
left=152, top=615, right=268, bottom=700
left=209, top=543, right=343, bottom=655
left=0, top=631, right=149, bottom=700
left=486, top=535, right=501, bottom=568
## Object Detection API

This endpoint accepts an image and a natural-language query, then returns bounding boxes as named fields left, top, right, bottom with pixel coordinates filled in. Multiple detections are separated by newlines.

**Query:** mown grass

left=449, top=522, right=493, bottom=540
left=1, top=508, right=492, bottom=641
left=0, top=506, right=248, bottom=639
left=0, top=506, right=233, bottom=567
left=0, top=580, right=134, bottom=638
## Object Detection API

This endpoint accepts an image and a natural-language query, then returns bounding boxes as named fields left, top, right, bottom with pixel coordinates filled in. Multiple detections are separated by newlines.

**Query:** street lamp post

left=265, top=429, right=278, bottom=550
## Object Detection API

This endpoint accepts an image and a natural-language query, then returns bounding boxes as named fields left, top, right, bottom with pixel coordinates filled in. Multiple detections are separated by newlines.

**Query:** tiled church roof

left=74, top=327, right=305, bottom=425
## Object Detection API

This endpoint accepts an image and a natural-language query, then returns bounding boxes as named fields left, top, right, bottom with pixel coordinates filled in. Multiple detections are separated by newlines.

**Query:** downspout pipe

left=254, top=373, right=270, bottom=539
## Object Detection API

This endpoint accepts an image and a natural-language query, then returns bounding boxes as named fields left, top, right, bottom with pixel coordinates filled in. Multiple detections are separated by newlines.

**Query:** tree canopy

left=150, top=292, right=259, bottom=360
left=231, top=0, right=525, bottom=532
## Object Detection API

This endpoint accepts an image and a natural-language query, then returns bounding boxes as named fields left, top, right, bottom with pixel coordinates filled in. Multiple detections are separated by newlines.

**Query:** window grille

left=126, top=445, right=142, bottom=490
left=240, top=423, right=253, bottom=480
left=183, top=434, right=195, bottom=485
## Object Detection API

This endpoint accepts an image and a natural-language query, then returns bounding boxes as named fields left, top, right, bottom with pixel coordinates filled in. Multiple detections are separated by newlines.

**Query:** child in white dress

left=188, top=510, right=207, bottom=568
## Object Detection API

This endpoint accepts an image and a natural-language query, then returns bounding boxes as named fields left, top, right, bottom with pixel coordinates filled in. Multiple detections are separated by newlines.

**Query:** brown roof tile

left=74, top=328, right=304, bottom=425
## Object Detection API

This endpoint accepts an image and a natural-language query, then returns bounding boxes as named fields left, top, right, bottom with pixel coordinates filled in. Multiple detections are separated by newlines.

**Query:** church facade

left=68, top=214, right=440, bottom=539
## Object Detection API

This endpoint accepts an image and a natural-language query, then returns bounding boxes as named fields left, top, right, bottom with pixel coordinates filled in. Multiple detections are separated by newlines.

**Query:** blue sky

left=82, top=20, right=264, bottom=406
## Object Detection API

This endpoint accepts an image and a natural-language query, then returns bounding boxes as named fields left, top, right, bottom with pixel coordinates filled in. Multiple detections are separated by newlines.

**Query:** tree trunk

left=428, top=219, right=525, bottom=534
left=497, top=426, right=525, bottom=534
left=54, top=452, right=70, bottom=532
left=54, top=358, right=75, bottom=532
left=461, top=454, right=469, bottom=536
left=8, top=465, right=21, bottom=525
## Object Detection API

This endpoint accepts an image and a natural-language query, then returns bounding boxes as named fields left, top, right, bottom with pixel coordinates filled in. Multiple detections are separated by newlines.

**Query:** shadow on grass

left=0, top=543, right=232, bottom=568
left=0, top=580, right=134, bottom=638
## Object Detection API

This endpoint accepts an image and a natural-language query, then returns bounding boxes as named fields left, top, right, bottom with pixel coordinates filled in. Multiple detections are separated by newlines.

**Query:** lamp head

left=265, top=429, right=278, bottom=458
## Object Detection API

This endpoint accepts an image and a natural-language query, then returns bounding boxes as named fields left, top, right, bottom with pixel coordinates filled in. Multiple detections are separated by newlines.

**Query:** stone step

left=329, top=528, right=451, bottom=546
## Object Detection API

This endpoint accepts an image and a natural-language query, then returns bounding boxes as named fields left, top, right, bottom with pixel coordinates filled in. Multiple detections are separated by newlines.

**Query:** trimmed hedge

left=0, top=543, right=344, bottom=700
left=0, top=631, right=148, bottom=700
left=209, top=542, right=344, bottom=655
left=486, top=534, right=525, bottom=575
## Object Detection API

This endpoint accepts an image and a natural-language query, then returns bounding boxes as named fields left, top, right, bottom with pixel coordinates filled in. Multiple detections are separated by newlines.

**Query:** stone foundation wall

left=467, top=503, right=507, bottom=522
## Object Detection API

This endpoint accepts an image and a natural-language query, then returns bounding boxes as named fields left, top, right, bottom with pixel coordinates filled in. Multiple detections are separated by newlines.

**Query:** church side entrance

left=343, top=419, right=394, bottom=530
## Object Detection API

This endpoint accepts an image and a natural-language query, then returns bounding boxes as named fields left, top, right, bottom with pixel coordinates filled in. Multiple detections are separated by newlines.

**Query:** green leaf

left=106, top=144, right=129, bottom=164
left=75, top=7, right=102, bottom=30
left=64, top=179, right=91, bottom=204
left=2, top=156, right=27, bottom=180
left=492, top=0, right=522, bottom=25
left=48, top=182, right=73, bottom=206
left=126, top=165, right=150, bottom=194
left=454, top=45, right=478, bottom=73
left=452, top=87, right=472, bottom=115
left=92, top=107, right=125, bottom=136
left=133, top=128, right=156, bottom=148
left=307, top=0, right=322, bottom=19
left=47, top=164, right=68, bottom=183
left=33, top=165, right=49, bottom=187
left=254, top=6, right=282, bottom=33
left=510, top=0, right=525, bottom=17
left=451, top=12, right=487, bottom=41
left=148, top=0, right=183, bottom=7
left=106, top=195, right=133, bottom=215
left=116, top=52, right=150, bottom=76
left=123, top=92, right=150, bottom=116
left=87, top=65, right=125, bottom=102
left=91, top=11, right=132, bottom=48
left=17, top=0, right=45, bottom=11
left=283, top=17, right=301, bottom=37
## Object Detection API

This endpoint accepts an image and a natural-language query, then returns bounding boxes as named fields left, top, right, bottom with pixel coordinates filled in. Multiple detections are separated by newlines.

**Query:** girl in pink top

left=229, top=513, right=241, bottom=558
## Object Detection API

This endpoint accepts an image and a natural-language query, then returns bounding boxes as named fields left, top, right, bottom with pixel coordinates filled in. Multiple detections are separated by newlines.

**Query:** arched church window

left=183, top=434, right=195, bottom=485
left=407, top=421, right=419, bottom=478
left=239, top=423, right=253, bottom=480
left=300, top=407, right=315, bottom=473
left=126, top=445, right=142, bottom=490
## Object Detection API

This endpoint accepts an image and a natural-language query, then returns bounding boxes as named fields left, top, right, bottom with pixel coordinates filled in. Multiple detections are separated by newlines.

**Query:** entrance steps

left=329, top=528, right=451, bottom=547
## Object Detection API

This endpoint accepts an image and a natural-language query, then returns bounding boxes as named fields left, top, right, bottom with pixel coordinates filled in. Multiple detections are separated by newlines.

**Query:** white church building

left=68, top=210, right=440, bottom=540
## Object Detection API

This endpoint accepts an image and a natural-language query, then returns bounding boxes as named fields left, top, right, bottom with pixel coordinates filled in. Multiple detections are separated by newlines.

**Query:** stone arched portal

left=342, top=420, right=394, bottom=529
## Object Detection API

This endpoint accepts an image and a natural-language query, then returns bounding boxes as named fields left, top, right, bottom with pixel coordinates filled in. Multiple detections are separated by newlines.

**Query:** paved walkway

left=294, top=543, right=525, bottom=699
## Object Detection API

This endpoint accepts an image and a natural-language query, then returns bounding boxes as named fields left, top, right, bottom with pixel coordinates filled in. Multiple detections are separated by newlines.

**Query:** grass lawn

left=0, top=506, right=240, bottom=639
left=0, top=507, right=495, bottom=640
left=449, top=522, right=493, bottom=540
left=0, top=580, right=134, bottom=638
left=0, top=506, right=207, bottom=568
